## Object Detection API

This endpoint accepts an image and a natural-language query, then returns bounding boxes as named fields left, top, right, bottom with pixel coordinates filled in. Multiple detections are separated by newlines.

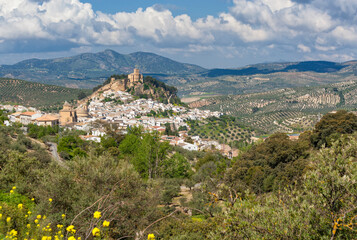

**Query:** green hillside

left=0, top=78, right=91, bottom=109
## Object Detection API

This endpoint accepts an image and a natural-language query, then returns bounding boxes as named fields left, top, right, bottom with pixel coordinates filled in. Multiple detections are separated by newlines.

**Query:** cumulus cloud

left=298, top=44, right=311, bottom=53
left=0, top=0, right=357, bottom=65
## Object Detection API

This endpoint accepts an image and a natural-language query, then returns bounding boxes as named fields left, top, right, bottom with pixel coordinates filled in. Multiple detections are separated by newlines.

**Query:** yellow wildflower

left=68, top=237, right=76, bottom=240
left=93, top=211, right=101, bottom=219
left=0, top=206, right=2, bottom=209
left=92, top=227, right=100, bottom=237
left=0, top=214, right=2, bottom=219
left=10, top=190, right=14, bottom=194
left=37, top=215, right=42, bottom=219
left=27, top=224, right=31, bottom=229
left=35, top=219, right=39, bottom=224
left=57, top=224, right=63, bottom=229
left=31, top=198, right=35, bottom=201
left=6, top=217, right=11, bottom=222
left=49, top=198, right=53, bottom=203
left=61, top=214, right=66, bottom=219
left=66, top=225, right=76, bottom=233
left=148, top=233, right=155, bottom=240
left=28, top=211, right=32, bottom=215
left=10, top=229, right=17, bottom=236
left=18, top=203, right=23, bottom=209
left=12, top=186, right=16, bottom=190
left=103, top=220, right=110, bottom=227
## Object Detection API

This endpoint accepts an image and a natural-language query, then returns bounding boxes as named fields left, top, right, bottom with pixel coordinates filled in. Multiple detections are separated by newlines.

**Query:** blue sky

left=81, top=0, right=232, bottom=19
left=0, top=0, right=357, bottom=68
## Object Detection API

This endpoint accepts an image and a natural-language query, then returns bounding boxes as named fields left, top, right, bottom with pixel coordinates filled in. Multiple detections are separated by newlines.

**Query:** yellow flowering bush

left=0, top=188, right=87, bottom=239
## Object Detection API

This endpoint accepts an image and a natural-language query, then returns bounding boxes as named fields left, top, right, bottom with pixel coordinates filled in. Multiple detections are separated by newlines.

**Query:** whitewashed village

left=0, top=69, right=243, bottom=158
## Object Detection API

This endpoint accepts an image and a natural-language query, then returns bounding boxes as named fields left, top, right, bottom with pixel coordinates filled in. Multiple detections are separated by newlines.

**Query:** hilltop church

left=59, top=68, right=142, bottom=125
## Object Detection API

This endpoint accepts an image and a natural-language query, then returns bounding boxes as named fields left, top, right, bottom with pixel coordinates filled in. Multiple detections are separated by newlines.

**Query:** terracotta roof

left=10, top=112, right=22, bottom=116
left=35, top=115, right=59, bottom=121
left=20, top=112, right=37, bottom=116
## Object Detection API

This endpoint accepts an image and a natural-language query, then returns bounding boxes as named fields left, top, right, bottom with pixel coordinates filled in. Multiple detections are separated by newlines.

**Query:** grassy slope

left=0, top=78, right=91, bottom=109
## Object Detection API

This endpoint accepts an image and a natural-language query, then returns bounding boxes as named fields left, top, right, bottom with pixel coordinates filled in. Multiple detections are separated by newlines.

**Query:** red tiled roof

left=20, top=112, right=37, bottom=116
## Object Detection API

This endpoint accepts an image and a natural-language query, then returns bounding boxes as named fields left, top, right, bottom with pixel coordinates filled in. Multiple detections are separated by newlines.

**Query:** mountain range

left=0, top=50, right=205, bottom=88
left=1, top=49, right=357, bottom=95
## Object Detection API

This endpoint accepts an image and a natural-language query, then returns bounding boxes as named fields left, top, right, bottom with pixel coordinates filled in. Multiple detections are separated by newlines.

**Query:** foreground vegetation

left=0, top=110, right=356, bottom=239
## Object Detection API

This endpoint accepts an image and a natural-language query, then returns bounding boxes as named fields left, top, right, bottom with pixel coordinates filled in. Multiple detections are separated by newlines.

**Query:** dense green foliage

left=119, top=129, right=192, bottom=179
left=27, top=123, right=59, bottom=141
left=135, top=76, right=182, bottom=105
left=311, top=110, right=357, bottom=148
left=225, top=132, right=310, bottom=193
left=0, top=109, right=8, bottom=124
left=1, top=111, right=356, bottom=239
left=144, top=76, right=177, bottom=96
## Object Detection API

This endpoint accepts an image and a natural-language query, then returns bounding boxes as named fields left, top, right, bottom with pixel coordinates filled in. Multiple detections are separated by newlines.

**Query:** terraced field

left=195, top=81, right=357, bottom=134
left=0, top=78, right=91, bottom=109
left=187, top=115, right=254, bottom=144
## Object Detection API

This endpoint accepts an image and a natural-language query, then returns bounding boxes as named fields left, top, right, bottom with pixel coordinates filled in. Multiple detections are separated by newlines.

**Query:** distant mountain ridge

left=0, top=49, right=206, bottom=88
left=203, top=61, right=352, bottom=78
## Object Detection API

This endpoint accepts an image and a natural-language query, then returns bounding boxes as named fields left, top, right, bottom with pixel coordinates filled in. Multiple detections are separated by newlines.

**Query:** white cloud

left=298, top=44, right=311, bottom=53
left=331, top=26, right=357, bottom=43
left=261, top=0, right=294, bottom=12
left=318, top=53, right=355, bottom=62
left=0, top=0, right=357, bottom=65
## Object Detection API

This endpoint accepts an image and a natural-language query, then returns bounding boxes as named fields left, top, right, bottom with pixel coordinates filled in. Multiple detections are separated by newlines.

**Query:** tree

left=303, top=134, right=357, bottom=239
left=34, top=151, right=162, bottom=238
left=57, top=135, right=87, bottom=160
left=162, top=153, right=192, bottom=178
left=208, top=134, right=357, bottom=240
left=311, top=110, right=357, bottom=148
left=77, top=91, right=87, bottom=100
left=225, top=133, right=310, bottom=193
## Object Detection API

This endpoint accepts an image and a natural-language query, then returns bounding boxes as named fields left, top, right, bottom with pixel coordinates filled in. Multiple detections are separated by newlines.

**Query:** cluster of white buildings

left=160, top=133, right=238, bottom=158
left=1, top=89, right=229, bottom=154
left=0, top=104, right=59, bottom=127
left=81, top=89, right=221, bottom=134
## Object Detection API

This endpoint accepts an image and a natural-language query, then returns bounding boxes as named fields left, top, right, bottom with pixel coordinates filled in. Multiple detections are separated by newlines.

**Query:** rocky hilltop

left=79, top=69, right=182, bottom=105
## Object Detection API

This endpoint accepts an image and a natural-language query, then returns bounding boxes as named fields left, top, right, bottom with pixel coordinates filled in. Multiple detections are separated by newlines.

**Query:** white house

left=179, top=142, right=198, bottom=151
